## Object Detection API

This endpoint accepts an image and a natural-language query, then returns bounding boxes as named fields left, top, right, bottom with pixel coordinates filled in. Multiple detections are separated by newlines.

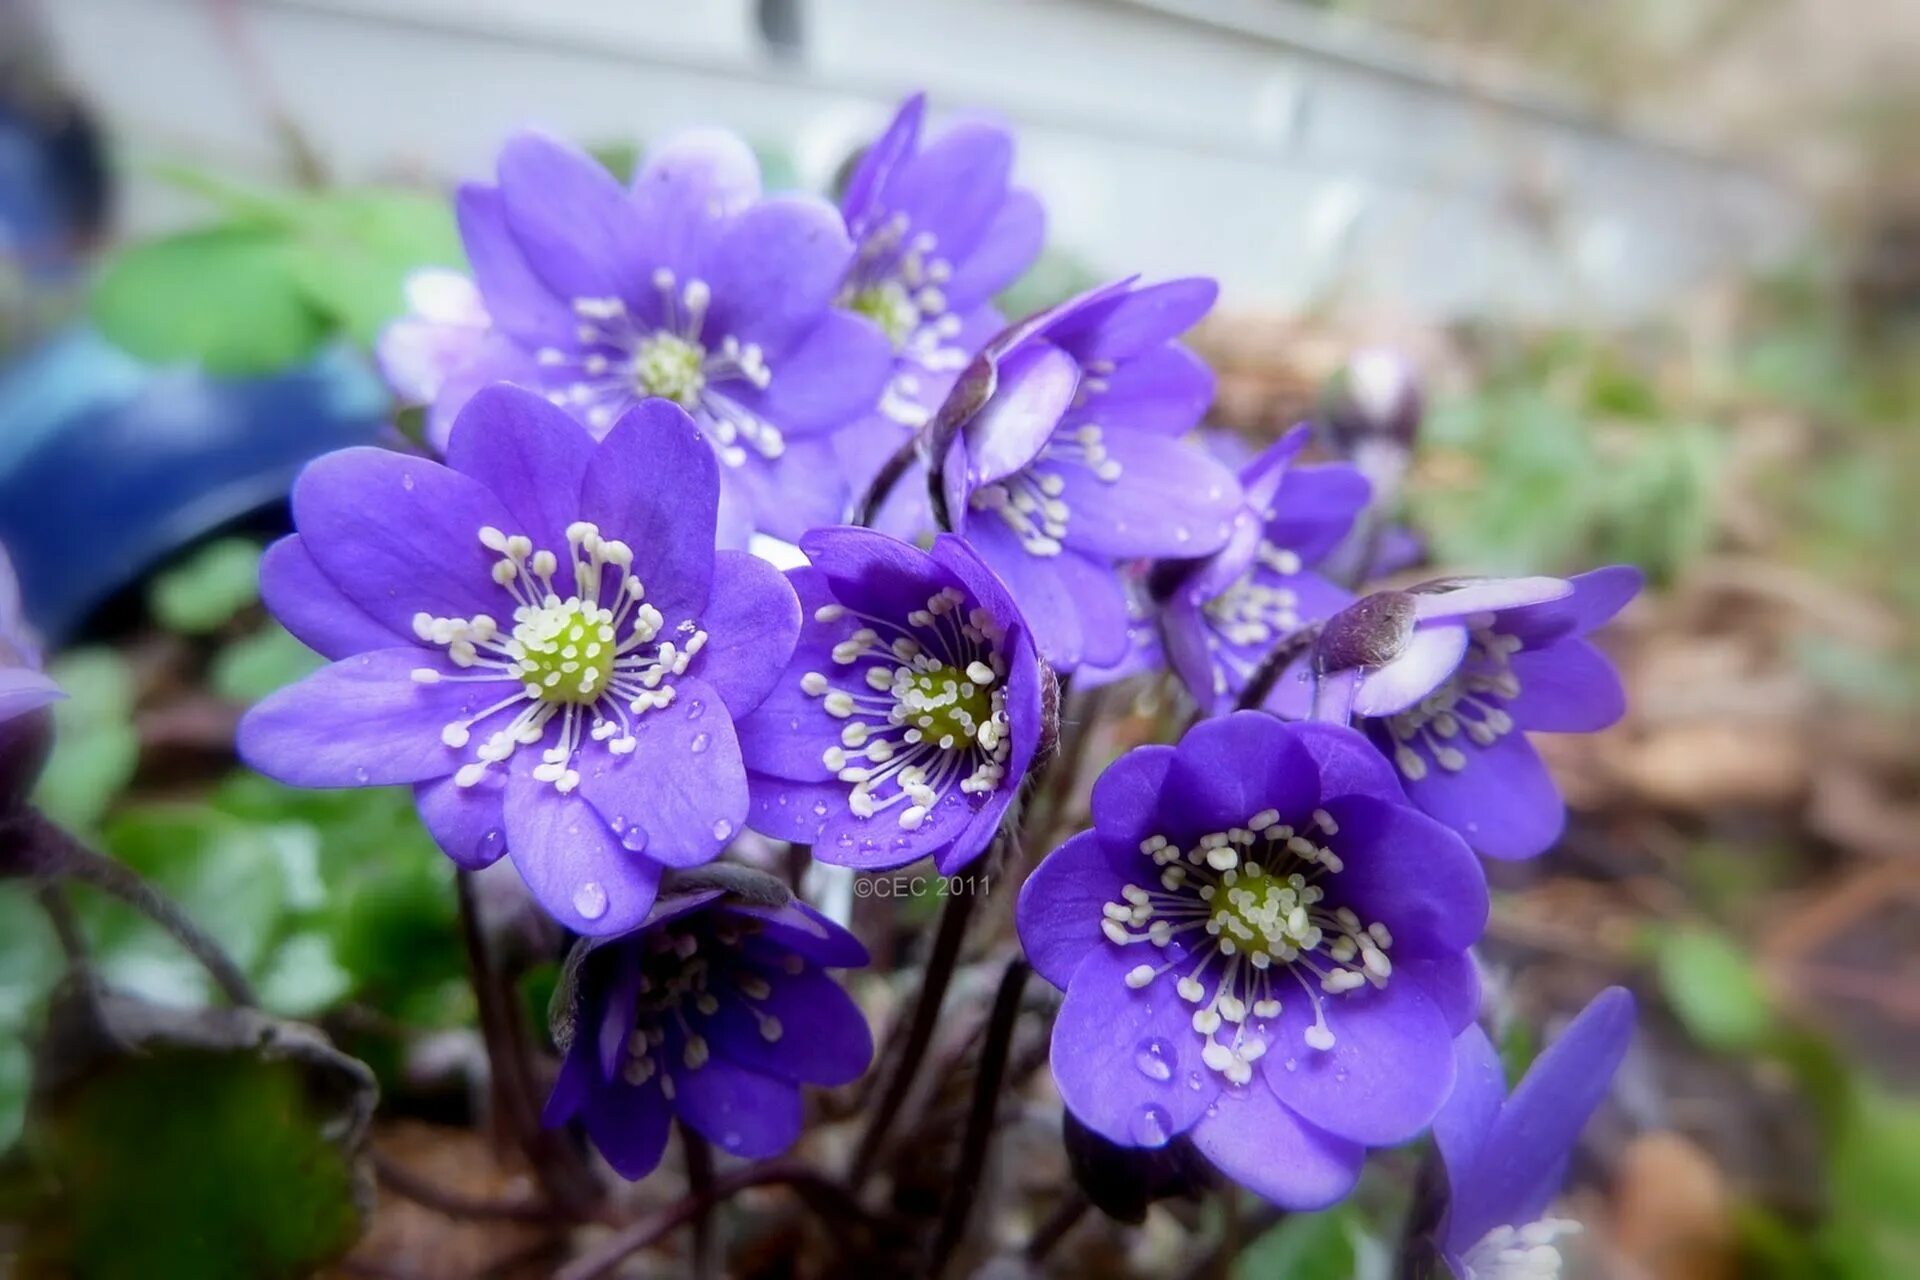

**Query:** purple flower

left=933, top=278, right=1242, bottom=672
left=1274, top=571, right=1635, bottom=859
left=1017, top=714, right=1487, bottom=1208
left=1158, top=425, right=1369, bottom=715
left=833, top=93, right=1044, bottom=520
left=1, top=541, right=62, bottom=803
left=737, top=527, right=1044, bottom=873
left=544, top=885, right=872, bottom=1178
left=379, top=128, right=895, bottom=542
left=1434, top=987, right=1635, bottom=1278
left=376, top=269, right=515, bottom=451
left=238, top=385, right=801, bottom=936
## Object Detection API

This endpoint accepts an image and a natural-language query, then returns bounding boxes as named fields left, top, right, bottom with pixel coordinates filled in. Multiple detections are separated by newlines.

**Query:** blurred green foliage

left=148, top=537, right=264, bottom=635
left=90, top=168, right=461, bottom=375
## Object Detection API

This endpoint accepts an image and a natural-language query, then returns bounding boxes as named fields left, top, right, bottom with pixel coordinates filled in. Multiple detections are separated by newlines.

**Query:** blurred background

left=1, top=1, right=1915, bottom=1277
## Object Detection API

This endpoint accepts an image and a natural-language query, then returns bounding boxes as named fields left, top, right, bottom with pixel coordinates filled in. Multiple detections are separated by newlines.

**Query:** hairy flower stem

left=850, top=884, right=980, bottom=1186
left=851, top=432, right=924, bottom=529
left=682, top=1124, right=719, bottom=1280
left=1233, top=621, right=1326, bottom=714
left=455, top=871, right=601, bottom=1213
left=15, top=808, right=257, bottom=1007
left=554, top=1161, right=879, bottom=1280
left=929, top=956, right=1032, bottom=1276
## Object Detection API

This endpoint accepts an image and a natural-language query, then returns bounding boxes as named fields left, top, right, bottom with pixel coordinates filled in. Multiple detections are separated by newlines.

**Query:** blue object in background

left=0, top=327, right=389, bottom=641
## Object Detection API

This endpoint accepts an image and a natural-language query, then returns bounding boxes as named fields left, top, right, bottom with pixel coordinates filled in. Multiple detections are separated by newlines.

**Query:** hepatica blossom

left=738, top=527, right=1043, bottom=872
left=0, top=541, right=62, bottom=800
left=1017, top=714, right=1487, bottom=1207
left=545, top=886, right=872, bottom=1178
left=1434, top=988, right=1635, bottom=1278
left=380, top=127, right=893, bottom=541
left=834, top=93, right=1044, bottom=520
left=238, top=385, right=800, bottom=934
left=1273, top=570, right=1639, bottom=860
left=1158, top=424, right=1369, bottom=714
left=935, top=278, right=1241, bottom=671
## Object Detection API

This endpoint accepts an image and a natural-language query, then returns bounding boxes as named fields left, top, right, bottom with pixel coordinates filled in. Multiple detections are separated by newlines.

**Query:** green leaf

left=210, top=623, right=324, bottom=704
left=0, top=888, right=60, bottom=1147
left=149, top=538, right=262, bottom=635
left=1236, top=1206, right=1360, bottom=1280
left=1655, top=925, right=1776, bottom=1053
left=32, top=649, right=139, bottom=831
left=91, top=227, right=328, bottom=375
left=7, top=992, right=373, bottom=1279
left=282, top=190, right=462, bottom=345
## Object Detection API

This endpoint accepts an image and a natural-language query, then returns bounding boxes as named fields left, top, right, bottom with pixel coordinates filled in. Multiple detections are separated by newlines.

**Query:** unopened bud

left=1316, top=591, right=1417, bottom=673
left=1319, top=347, right=1422, bottom=453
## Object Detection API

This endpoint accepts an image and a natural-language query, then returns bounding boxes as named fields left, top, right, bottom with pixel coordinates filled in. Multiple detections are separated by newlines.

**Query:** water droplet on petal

left=479, top=828, right=505, bottom=854
left=353, top=767, right=371, bottom=785
left=686, top=699, right=704, bottom=718
left=811, top=801, right=829, bottom=817
left=1134, top=1038, right=1172, bottom=1083
left=689, top=732, right=711, bottom=755
left=573, top=882, right=608, bottom=920
left=401, top=472, right=416, bottom=491
left=835, top=833, right=855, bottom=849
left=711, top=818, right=733, bottom=841
left=619, top=825, right=647, bottom=852
left=721, top=1130, right=741, bottom=1150
left=1130, top=1104, right=1172, bottom=1147
left=1187, top=1071, right=1203, bottom=1091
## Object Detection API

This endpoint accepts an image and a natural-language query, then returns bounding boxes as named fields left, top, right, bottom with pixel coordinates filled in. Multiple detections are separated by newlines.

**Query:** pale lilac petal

left=1352, top=624, right=1468, bottom=717
left=942, top=187, right=1044, bottom=310
left=1411, top=577, right=1570, bottom=623
left=454, top=183, right=574, bottom=346
left=883, top=121, right=1014, bottom=262
left=1050, top=548, right=1133, bottom=670
left=0, top=668, right=62, bottom=722
left=704, top=196, right=857, bottom=356
left=1048, top=278, right=1217, bottom=363
left=1048, top=431, right=1240, bottom=559
left=724, top=438, right=851, bottom=544
left=630, top=129, right=763, bottom=275
left=496, top=131, right=648, bottom=305
left=965, top=520, right=1083, bottom=667
left=1085, top=344, right=1215, bottom=436
left=1434, top=1025, right=1505, bottom=1194
left=965, top=342, right=1081, bottom=484
left=841, top=94, right=924, bottom=228
left=731, top=310, right=895, bottom=433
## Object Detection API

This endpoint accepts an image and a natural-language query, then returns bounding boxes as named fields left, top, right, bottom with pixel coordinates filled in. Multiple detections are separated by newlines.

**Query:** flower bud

left=1316, top=590, right=1417, bottom=673
left=1318, top=346, right=1423, bottom=454
left=1061, top=1109, right=1213, bottom=1224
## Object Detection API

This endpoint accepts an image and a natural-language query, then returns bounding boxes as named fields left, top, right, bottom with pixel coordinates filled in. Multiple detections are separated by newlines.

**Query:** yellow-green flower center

left=633, top=332, right=707, bottom=405
left=1209, top=864, right=1324, bottom=959
left=514, top=598, right=618, bottom=705
left=900, top=661, right=996, bottom=748
left=846, top=281, right=921, bottom=349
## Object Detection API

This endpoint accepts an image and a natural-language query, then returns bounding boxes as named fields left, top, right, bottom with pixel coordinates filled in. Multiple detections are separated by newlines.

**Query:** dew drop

left=811, top=801, right=830, bottom=817
left=1186, top=1071, right=1203, bottom=1091
left=711, top=818, right=734, bottom=841
left=401, top=472, right=416, bottom=491
left=620, top=827, right=647, bottom=852
left=1130, top=1104, right=1172, bottom=1147
left=721, top=1130, right=742, bottom=1150
left=686, top=699, right=705, bottom=718
left=1134, top=1038, right=1173, bottom=1083
left=689, top=732, right=711, bottom=755
left=1284, top=1057, right=1299, bottom=1073
left=835, top=833, right=855, bottom=849
left=353, top=767, right=370, bottom=785
left=479, top=828, right=505, bottom=854
left=573, top=882, right=608, bottom=920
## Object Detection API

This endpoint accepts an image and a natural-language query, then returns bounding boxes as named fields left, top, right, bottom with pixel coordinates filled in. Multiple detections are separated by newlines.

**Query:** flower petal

left=1322, top=794, right=1488, bottom=952
left=884, top=120, right=1015, bottom=263
left=1048, top=278, right=1217, bottom=363
left=697, top=958, right=873, bottom=1086
left=496, top=131, right=648, bottom=306
left=1396, top=729, right=1566, bottom=861
left=0, top=668, right=61, bottom=722
left=237, top=648, right=477, bottom=786
left=580, top=1075, right=673, bottom=1180
left=1085, top=344, right=1215, bottom=436
left=503, top=770, right=661, bottom=935
left=578, top=676, right=745, bottom=869
left=942, top=187, right=1045, bottom=310
left=1161, top=713, right=1319, bottom=837
left=1499, top=564, right=1644, bottom=644
left=1189, top=1082, right=1365, bottom=1210
left=1017, top=830, right=1139, bottom=991
left=704, top=196, right=856, bottom=356
left=965, top=341, right=1081, bottom=485
left=1049, top=431, right=1241, bottom=560
left=414, top=772, right=508, bottom=869
left=732, top=309, right=896, bottom=434
left=1263, top=979, right=1455, bottom=1146
left=692, top=551, right=801, bottom=717
left=259, top=535, right=406, bottom=660
left=666, top=1038, right=804, bottom=1159
left=579, top=400, right=719, bottom=624
left=841, top=94, right=924, bottom=230
left=443, top=384, right=596, bottom=568
left=964, top=520, right=1085, bottom=669
left=1089, top=743, right=1178, bottom=851
left=293, top=448, right=519, bottom=637
left=630, top=128, right=762, bottom=274
left=1290, top=720, right=1405, bottom=804
left=454, top=183, right=574, bottom=346
left=1433, top=1025, right=1506, bottom=1200
left=1505, top=639, right=1626, bottom=734
left=1051, top=945, right=1221, bottom=1147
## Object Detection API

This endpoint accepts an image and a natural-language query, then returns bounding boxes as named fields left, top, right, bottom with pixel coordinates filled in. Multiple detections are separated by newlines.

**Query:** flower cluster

left=227, top=89, right=1644, bottom=1226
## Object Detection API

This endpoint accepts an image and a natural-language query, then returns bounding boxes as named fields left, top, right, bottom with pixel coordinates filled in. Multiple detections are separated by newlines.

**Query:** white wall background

left=34, top=0, right=1807, bottom=324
